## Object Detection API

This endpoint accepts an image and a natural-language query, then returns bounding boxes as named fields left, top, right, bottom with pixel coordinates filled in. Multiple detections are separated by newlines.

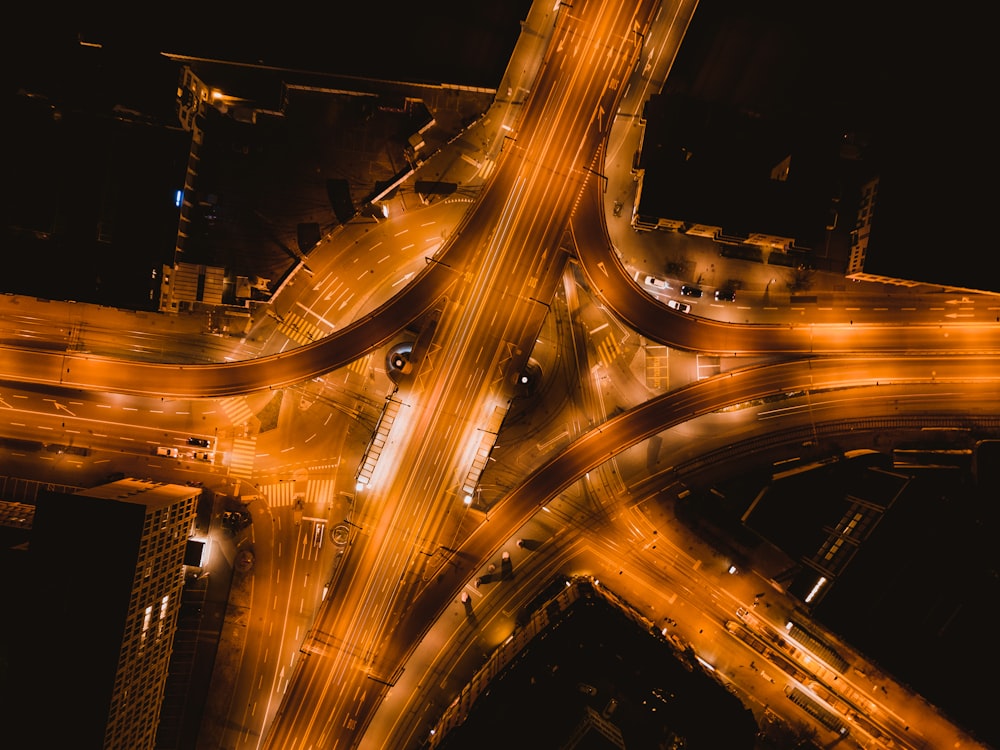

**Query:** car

left=603, top=697, right=619, bottom=717
left=715, top=288, right=736, bottom=302
left=680, top=285, right=703, bottom=298
left=187, top=437, right=211, bottom=447
left=222, top=510, right=252, bottom=533
left=192, top=451, right=212, bottom=461
left=644, top=275, right=670, bottom=290
left=666, top=299, right=691, bottom=314
left=155, top=446, right=179, bottom=458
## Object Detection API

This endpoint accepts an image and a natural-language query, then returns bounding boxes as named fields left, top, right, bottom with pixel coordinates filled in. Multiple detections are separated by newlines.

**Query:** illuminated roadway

left=263, top=2, right=667, bottom=747
left=1, top=0, right=998, bottom=748
left=359, top=370, right=1000, bottom=750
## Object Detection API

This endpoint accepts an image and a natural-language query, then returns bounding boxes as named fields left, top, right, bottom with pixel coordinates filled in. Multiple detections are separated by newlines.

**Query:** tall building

left=2, top=478, right=199, bottom=749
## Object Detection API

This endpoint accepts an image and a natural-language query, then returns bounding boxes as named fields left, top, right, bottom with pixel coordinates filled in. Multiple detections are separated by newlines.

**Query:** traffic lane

left=387, top=353, right=1000, bottom=659
left=3, top=186, right=998, bottom=400
left=263, top=5, right=668, bottom=741
left=272, top=199, right=473, bottom=340
left=572, top=177, right=1000, bottom=355
left=0, top=263, right=458, bottom=398
left=259, top=154, right=538, bottom=750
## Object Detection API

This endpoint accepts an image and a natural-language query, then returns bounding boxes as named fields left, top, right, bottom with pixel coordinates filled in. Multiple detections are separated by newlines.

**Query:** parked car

left=715, top=288, right=736, bottom=302
left=187, top=437, right=211, bottom=447
left=644, top=275, right=670, bottom=290
left=666, top=299, right=691, bottom=314
left=222, top=509, right=252, bottom=532
left=680, top=285, right=703, bottom=298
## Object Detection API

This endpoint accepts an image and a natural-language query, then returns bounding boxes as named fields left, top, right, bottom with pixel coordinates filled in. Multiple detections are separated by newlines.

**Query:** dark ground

left=4, top=2, right=532, bottom=308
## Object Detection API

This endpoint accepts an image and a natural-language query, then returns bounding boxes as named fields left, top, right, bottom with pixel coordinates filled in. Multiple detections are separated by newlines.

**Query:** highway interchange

left=2, top=0, right=998, bottom=748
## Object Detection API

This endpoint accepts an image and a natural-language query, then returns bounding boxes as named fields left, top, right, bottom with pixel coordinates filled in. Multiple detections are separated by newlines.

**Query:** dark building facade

left=2, top=479, right=199, bottom=749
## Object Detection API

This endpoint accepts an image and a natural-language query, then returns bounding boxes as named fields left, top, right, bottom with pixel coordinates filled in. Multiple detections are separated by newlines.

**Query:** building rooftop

left=634, top=0, right=999, bottom=295
left=77, top=477, right=203, bottom=508
left=430, top=576, right=758, bottom=749
left=741, top=444, right=999, bottom=745
left=636, top=92, right=838, bottom=251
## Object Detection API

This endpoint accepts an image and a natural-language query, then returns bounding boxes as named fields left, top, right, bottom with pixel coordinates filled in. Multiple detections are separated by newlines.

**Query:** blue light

left=174, top=189, right=183, bottom=208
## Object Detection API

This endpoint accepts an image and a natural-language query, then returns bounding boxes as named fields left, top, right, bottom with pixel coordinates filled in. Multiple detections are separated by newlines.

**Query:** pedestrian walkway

left=346, top=352, right=372, bottom=378
left=218, top=396, right=255, bottom=426
left=594, top=331, right=623, bottom=368
left=274, top=311, right=325, bottom=346
left=227, top=437, right=257, bottom=480
left=253, top=478, right=338, bottom=509
left=356, top=395, right=404, bottom=488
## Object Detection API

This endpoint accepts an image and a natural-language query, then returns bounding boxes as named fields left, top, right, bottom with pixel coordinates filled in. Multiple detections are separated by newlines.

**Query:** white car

left=644, top=275, right=670, bottom=290
left=666, top=299, right=691, bottom=314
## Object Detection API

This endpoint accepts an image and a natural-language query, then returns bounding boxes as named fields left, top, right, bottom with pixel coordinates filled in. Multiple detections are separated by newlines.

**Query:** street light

left=425, top=256, right=452, bottom=269
left=343, top=517, right=363, bottom=532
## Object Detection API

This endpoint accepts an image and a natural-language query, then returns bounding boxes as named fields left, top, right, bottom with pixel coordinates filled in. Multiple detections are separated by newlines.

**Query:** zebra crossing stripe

left=280, top=313, right=324, bottom=345
left=252, top=478, right=337, bottom=507
left=228, top=437, right=257, bottom=479
left=308, top=479, right=337, bottom=506
left=279, top=323, right=311, bottom=345
left=348, top=354, right=371, bottom=376
left=256, top=482, right=296, bottom=506
left=598, top=336, right=620, bottom=365
left=220, top=397, right=255, bottom=426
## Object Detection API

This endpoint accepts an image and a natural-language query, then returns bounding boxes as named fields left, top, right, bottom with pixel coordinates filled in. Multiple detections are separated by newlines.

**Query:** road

left=356, top=367, right=1000, bottom=750
left=0, top=0, right=995, bottom=748
left=262, top=2, right=664, bottom=747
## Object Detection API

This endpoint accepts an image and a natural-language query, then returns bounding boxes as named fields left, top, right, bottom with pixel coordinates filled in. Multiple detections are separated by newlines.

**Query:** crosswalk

left=346, top=352, right=372, bottom=378
left=595, top=335, right=621, bottom=367
left=478, top=157, right=496, bottom=181
left=228, top=437, right=257, bottom=480
left=219, top=397, right=255, bottom=426
left=254, top=478, right=339, bottom=508
left=277, top=311, right=326, bottom=346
